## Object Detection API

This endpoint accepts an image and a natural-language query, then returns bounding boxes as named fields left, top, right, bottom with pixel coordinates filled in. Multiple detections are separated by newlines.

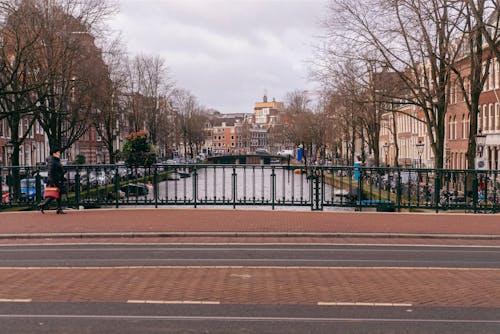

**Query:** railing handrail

left=1, top=164, right=498, bottom=213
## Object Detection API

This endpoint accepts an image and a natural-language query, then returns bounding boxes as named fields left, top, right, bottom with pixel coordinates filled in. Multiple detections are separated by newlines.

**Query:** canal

left=147, top=165, right=351, bottom=210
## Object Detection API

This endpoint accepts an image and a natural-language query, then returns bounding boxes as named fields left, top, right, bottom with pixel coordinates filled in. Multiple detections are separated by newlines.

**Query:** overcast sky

left=109, top=0, right=327, bottom=114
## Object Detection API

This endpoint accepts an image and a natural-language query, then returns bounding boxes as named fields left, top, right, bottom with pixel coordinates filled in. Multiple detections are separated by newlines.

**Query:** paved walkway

left=1, top=209, right=500, bottom=307
left=0, top=208, right=499, bottom=238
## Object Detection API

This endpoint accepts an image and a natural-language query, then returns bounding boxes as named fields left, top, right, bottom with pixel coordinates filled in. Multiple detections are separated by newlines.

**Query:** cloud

left=111, top=0, right=326, bottom=113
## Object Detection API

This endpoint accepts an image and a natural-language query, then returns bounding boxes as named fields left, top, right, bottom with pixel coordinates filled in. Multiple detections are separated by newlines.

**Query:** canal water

left=148, top=166, right=352, bottom=210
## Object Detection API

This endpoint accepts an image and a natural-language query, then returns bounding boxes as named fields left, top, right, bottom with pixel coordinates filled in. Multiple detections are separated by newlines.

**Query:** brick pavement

left=0, top=266, right=499, bottom=307
left=0, top=208, right=499, bottom=236
left=1, top=208, right=500, bottom=308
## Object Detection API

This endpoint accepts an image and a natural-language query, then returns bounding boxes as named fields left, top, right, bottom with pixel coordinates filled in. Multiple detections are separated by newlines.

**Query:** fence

left=1, top=163, right=499, bottom=213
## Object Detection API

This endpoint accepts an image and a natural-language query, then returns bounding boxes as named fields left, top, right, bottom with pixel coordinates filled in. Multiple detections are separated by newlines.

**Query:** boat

left=167, top=173, right=180, bottom=180
left=178, top=171, right=191, bottom=178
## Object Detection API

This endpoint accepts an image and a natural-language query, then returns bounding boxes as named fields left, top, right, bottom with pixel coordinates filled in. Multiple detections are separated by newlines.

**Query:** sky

left=109, top=0, right=327, bottom=114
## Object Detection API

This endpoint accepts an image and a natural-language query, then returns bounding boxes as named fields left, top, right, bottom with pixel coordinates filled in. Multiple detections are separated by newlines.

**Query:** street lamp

left=475, top=129, right=487, bottom=171
left=382, top=142, right=389, bottom=167
left=416, top=140, right=425, bottom=168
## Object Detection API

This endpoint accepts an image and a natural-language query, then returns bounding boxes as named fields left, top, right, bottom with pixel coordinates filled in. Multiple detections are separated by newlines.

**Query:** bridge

left=207, top=154, right=291, bottom=165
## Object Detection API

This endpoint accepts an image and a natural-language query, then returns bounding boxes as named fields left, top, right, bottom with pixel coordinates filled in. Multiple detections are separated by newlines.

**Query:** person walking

left=38, top=147, right=66, bottom=214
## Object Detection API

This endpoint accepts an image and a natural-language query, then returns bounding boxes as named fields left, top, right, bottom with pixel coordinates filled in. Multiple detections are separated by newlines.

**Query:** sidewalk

left=0, top=208, right=499, bottom=239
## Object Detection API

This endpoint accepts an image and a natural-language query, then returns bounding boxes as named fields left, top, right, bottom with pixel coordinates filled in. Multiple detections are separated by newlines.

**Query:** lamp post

left=382, top=142, right=389, bottom=167
left=416, top=140, right=425, bottom=168
left=475, top=129, right=487, bottom=170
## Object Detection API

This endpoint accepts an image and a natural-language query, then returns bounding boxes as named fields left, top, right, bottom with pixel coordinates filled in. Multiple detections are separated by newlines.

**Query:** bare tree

left=0, top=0, right=45, bottom=198
left=23, top=0, right=116, bottom=153
left=467, top=0, right=500, bottom=61
left=93, top=36, right=127, bottom=163
left=321, top=0, right=465, bottom=168
left=449, top=0, right=500, bottom=170
left=170, top=88, right=206, bottom=158
left=123, top=54, right=174, bottom=145
left=283, top=90, right=323, bottom=165
left=0, top=0, right=42, bottom=168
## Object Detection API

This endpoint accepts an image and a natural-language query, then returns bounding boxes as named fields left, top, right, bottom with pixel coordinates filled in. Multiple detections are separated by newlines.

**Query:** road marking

left=318, top=302, right=412, bottom=307
left=0, top=299, right=32, bottom=303
left=0, top=266, right=499, bottom=271
left=2, top=246, right=500, bottom=253
left=2, top=242, right=500, bottom=248
left=0, top=314, right=500, bottom=324
left=127, top=300, right=220, bottom=305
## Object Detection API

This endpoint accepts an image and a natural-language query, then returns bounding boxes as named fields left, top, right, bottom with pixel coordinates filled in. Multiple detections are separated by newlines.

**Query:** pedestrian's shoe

left=38, top=204, right=44, bottom=214
left=56, top=209, right=66, bottom=215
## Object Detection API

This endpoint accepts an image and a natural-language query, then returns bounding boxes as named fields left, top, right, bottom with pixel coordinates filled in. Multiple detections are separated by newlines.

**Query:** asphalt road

left=0, top=243, right=499, bottom=268
left=1, top=243, right=499, bottom=333
left=0, top=303, right=499, bottom=334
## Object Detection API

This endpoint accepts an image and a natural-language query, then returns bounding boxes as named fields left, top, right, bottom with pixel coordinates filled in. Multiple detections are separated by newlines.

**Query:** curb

left=1, top=232, right=500, bottom=240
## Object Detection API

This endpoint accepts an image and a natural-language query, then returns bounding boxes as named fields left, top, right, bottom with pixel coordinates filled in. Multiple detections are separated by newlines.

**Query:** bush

left=121, top=130, right=157, bottom=167
left=75, top=154, right=86, bottom=165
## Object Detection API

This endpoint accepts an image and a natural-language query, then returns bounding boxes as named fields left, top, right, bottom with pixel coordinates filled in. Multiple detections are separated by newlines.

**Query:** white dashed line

left=127, top=300, right=220, bottom=305
left=318, top=302, right=412, bottom=307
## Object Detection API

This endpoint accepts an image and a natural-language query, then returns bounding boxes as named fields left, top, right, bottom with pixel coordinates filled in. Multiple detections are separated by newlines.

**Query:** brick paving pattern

left=0, top=267, right=498, bottom=307
left=1, top=208, right=500, bottom=308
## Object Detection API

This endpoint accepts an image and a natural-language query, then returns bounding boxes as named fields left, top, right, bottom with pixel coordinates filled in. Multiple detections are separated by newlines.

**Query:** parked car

left=20, top=178, right=45, bottom=201
left=255, top=148, right=269, bottom=154
left=277, top=149, right=294, bottom=157
left=107, top=189, right=126, bottom=200
left=88, top=171, right=108, bottom=186
left=120, top=183, right=149, bottom=196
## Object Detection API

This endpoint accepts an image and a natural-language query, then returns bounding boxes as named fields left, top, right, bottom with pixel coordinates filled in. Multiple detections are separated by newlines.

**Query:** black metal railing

left=1, top=163, right=499, bottom=213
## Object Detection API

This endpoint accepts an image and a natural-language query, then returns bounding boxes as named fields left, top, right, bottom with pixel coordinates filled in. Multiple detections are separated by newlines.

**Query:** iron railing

left=1, top=163, right=499, bottom=213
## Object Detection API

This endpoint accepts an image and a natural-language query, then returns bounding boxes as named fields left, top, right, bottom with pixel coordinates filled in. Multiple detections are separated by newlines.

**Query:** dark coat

left=47, top=155, right=65, bottom=188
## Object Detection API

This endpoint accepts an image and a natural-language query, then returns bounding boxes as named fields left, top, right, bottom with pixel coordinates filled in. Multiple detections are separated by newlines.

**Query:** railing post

left=472, top=171, right=479, bottom=213
left=114, top=165, right=120, bottom=208
left=434, top=170, right=441, bottom=213
left=271, top=166, right=276, bottom=210
left=75, top=168, right=81, bottom=209
left=396, top=170, right=402, bottom=212
left=357, top=167, right=363, bottom=211
left=232, top=165, right=237, bottom=209
left=153, top=165, right=158, bottom=208
left=193, top=166, right=198, bottom=208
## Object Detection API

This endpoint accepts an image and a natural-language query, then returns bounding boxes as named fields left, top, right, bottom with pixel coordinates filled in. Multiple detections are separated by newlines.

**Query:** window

left=462, top=114, right=466, bottom=139
left=489, top=104, right=494, bottom=131
left=496, top=103, right=500, bottom=131
left=493, top=59, right=498, bottom=89
left=454, top=116, right=458, bottom=139
left=483, top=105, right=488, bottom=130
left=496, top=58, right=500, bottom=89
left=448, top=116, right=453, bottom=140
left=489, top=60, right=495, bottom=90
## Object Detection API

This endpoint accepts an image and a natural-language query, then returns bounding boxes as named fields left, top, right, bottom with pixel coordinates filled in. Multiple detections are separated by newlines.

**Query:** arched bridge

left=207, top=154, right=291, bottom=165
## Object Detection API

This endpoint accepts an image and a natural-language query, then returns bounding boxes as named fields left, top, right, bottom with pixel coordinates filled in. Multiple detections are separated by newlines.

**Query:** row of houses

left=203, top=95, right=287, bottom=156
left=0, top=118, right=107, bottom=166
left=0, top=94, right=289, bottom=166
left=379, top=56, right=500, bottom=170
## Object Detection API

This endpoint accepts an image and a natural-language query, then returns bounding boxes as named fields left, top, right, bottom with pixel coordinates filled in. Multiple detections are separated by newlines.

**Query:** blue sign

left=297, top=148, right=303, bottom=162
left=353, top=162, right=361, bottom=181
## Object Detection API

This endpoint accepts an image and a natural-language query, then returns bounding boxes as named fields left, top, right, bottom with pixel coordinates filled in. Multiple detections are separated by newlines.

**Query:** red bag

left=43, top=186, right=60, bottom=199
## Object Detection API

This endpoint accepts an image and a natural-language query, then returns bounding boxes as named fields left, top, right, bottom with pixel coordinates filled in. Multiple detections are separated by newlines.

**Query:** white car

left=277, top=149, right=294, bottom=157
